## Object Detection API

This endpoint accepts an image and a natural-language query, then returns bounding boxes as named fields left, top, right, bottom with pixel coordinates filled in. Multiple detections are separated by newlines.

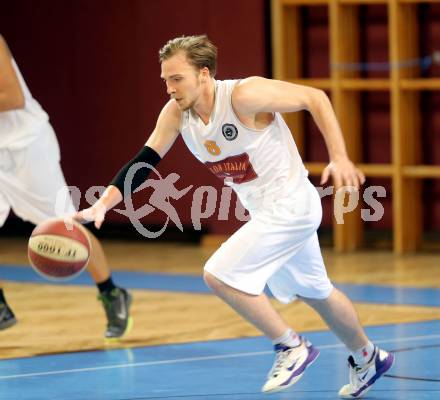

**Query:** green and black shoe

left=98, top=288, right=133, bottom=339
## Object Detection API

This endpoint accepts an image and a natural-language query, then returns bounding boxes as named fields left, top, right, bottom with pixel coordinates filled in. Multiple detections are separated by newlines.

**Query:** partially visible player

left=0, top=35, right=132, bottom=339
left=75, top=35, right=394, bottom=397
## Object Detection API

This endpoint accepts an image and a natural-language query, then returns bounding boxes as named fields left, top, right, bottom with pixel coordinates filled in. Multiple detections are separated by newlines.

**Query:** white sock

left=352, top=341, right=375, bottom=365
left=272, top=328, right=301, bottom=348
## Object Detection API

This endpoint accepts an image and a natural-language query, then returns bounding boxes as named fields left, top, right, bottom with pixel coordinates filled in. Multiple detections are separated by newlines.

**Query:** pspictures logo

left=60, top=171, right=388, bottom=237
left=115, top=162, right=193, bottom=238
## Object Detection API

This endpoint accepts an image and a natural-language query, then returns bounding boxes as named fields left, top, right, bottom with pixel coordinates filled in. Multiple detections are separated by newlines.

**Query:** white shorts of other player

left=205, top=179, right=333, bottom=303
left=0, top=122, right=75, bottom=227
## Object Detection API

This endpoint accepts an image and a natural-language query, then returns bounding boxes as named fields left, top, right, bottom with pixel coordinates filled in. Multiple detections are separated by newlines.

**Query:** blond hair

left=159, top=35, right=217, bottom=77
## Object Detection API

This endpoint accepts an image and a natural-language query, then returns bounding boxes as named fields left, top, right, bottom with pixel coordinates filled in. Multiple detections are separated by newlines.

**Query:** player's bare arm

left=145, top=99, right=181, bottom=156
left=0, top=35, right=25, bottom=112
left=75, top=99, right=181, bottom=228
left=232, top=77, right=365, bottom=189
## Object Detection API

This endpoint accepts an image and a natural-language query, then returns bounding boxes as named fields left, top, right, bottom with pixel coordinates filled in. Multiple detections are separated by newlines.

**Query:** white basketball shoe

left=262, top=337, right=320, bottom=393
left=339, top=346, right=395, bottom=398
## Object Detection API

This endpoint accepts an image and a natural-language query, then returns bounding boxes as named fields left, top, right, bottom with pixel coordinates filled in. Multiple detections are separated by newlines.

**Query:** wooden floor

left=1, top=237, right=440, bottom=360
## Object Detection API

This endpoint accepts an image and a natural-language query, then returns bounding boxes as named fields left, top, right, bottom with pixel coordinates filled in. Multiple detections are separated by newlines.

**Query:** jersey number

left=204, top=140, right=221, bottom=156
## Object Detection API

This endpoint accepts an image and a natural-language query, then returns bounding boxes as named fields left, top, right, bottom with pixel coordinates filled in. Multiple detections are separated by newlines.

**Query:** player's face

left=160, top=52, right=205, bottom=111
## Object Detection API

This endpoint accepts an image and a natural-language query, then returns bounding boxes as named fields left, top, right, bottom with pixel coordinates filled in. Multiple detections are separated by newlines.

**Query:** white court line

left=0, top=333, right=439, bottom=381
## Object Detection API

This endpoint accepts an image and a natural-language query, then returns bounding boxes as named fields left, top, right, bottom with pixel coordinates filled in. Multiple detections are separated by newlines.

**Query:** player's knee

left=298, top=288, right=334, bottom=306
left=298, top=295, right=321, bottom=307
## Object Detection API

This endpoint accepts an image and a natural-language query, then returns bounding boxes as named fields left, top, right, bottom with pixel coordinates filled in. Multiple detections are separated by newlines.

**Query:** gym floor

left=0, top=238, right=439, bottom=399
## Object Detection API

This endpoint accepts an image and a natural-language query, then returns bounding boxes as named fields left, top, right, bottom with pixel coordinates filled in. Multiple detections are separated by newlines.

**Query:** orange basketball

left=28, top=218, right=91, bottom=281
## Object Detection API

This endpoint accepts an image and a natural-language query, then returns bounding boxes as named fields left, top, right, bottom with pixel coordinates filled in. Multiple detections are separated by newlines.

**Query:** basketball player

left=0, top=35, right=132, bottom=339
left=75, top=35, right=394, bottom=397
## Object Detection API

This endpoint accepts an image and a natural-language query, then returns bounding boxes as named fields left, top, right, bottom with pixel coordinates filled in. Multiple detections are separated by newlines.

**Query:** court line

left=382, top=343, right=440, bottom=383
left=389, top=343, right=440, bottom=353
left=384, top=374, right=440, bottom=383
left=0, top=333, right=439, bottom=381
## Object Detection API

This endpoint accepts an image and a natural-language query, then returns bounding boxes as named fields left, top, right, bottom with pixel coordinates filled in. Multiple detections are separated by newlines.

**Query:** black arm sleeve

left=109, top=146, right=162, bottom=194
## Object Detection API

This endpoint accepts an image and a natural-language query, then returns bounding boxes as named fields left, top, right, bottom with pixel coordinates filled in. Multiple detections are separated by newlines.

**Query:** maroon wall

left=3, top=2, right=438, bottom=238
left=1, top=0, right=268, bottom=235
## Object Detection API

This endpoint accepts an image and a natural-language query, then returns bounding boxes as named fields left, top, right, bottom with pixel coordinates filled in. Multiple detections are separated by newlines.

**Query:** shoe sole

left=105, top=316, right=134, bottom=343
left=262, top=346, right=320, bottom=394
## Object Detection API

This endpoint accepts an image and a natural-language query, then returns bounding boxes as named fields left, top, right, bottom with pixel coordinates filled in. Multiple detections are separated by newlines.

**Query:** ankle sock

left=97, top=277, right=117, bottom=294
left=0, top=289, right=6, bottom=304
left=272, top=329, right=301, bottom=348
left=352, top=341, right=375, bottom=365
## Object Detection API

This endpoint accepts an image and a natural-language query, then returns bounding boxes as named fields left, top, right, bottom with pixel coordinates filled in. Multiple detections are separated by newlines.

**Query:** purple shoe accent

left=280, top=344, right=320, bottom=387
left=351, top=351, right=395, bottom=398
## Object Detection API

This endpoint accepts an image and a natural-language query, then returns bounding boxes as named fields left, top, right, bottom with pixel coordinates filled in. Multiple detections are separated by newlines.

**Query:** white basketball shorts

left=0, top=122, right=75, bottom=227
left=204, top=179, right=333, bottom=303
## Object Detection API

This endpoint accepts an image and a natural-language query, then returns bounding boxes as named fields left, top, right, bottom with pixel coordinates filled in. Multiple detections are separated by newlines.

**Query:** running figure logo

left=115, top=162, right=192, bottom=238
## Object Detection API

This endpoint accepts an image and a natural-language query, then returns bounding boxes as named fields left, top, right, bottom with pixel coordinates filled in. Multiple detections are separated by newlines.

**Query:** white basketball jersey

left=180, top=79, right=308, bottom=211
left=0, top=58, right=49, bottom=149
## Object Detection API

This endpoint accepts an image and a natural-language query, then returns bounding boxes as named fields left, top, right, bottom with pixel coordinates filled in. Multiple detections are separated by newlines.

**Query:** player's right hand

left=73, top=203, right=107, bottom=229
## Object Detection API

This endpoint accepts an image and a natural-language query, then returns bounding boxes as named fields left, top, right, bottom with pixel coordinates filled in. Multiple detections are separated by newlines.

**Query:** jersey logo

left=205, top=153, right=258, bottom=184
left=204, top=140, right=221, bottom=156
left=222, top=123, right=238, bottom=141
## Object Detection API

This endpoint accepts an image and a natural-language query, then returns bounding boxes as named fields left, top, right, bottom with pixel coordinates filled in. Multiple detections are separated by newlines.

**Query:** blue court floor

left=0, top=264, right=439, bottom=400
left=0, top=321, right=439, bottom=400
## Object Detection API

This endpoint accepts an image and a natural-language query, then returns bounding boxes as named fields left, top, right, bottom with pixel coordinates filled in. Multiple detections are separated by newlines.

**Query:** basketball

left=28, top=218, right=91, bottom=281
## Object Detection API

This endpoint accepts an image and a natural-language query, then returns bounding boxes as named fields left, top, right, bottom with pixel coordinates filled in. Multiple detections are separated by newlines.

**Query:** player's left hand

left=320, top=158, right=365, bottom=190
left=72, top=203, right=107, bottom=229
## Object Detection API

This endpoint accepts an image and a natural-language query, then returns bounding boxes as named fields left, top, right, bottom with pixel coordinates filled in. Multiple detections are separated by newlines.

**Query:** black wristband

left=109, top=146, right=162, bottom=194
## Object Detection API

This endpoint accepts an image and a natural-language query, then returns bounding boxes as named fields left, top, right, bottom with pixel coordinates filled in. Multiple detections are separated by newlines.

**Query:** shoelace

left=349, top=366, right=365, bottom=389
left=349, top=359, right=374, bottom=389
left=270, top=349, right=292, bottom=377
